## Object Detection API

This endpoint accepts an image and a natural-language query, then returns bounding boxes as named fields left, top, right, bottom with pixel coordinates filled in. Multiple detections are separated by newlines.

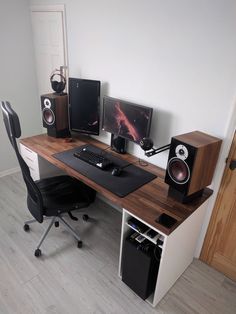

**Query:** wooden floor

left=0, top=172, right=235, bottom=314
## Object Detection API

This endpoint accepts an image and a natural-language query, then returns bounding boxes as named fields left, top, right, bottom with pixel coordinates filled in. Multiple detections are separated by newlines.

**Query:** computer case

left=122, top=234, right=161, bottom=300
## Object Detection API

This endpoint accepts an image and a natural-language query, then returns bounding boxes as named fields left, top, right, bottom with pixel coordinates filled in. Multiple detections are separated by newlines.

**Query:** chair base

left=24, top=213, right=87, bottom=257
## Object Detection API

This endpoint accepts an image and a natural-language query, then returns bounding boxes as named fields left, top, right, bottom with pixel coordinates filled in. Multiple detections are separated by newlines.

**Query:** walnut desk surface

left=20, top=134, right=212, bottom=236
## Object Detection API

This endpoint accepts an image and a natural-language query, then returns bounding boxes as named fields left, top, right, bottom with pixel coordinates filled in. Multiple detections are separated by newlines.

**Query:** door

left=200, top=131, right=236, bottom=281
left=31, top=5, right=67, bottom=95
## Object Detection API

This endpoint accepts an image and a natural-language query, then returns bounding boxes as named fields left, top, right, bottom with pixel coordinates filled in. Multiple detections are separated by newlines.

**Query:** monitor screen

left=102, top=96, right=153, bottom=144
left=69, top=78, right=100, bottom=135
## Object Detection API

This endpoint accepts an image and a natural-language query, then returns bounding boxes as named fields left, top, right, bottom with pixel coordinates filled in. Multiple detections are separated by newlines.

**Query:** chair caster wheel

left=23, top=224, right=30, bottom=232
left=34, top=249, right=42, bottom=257
left=54, top=221, right=59, bottom=227
left=77, top=241, right=83, bottom=248
left=82, top=214, right=89, bottom=221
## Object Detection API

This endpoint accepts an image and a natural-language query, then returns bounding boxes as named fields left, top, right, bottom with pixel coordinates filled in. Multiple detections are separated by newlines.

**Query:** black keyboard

left=74, top=147, right=113, bottom=170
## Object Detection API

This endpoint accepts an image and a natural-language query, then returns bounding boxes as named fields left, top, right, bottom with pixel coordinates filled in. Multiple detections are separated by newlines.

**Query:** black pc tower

left=122, top=233, right=161, bottom=300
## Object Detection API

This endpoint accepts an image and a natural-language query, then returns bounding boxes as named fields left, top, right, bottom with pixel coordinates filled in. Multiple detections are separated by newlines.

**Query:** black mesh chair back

left=1, top=101, right=44, bottom=222
left=1, top=101, right=96, bottom=257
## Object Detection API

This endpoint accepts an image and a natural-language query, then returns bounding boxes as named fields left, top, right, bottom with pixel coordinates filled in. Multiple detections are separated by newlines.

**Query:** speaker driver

left=42, top=108, right=55, bottom=125
left=167, top=157, right=190, bottom=184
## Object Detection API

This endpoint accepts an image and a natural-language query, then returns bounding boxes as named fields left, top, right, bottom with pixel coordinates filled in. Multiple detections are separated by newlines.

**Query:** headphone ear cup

left=57, top=81, right=66, bottom=92
left=51, top=80, right=59, bottom=91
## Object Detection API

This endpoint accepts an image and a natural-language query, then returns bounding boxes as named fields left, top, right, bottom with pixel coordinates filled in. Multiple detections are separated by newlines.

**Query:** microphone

left=139, top=137, right=170, bottom=157
left=140, top=137, right=154, bottom=151
left=119, top=137, right=171, bottom=172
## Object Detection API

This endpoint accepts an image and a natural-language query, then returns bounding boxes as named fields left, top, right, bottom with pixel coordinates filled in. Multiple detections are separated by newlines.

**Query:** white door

left=31, top=5, right=67, bottom=96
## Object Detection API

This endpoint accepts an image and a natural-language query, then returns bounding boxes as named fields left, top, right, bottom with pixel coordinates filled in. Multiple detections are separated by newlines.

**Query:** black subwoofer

left=110, top=134, right=127, bottom=154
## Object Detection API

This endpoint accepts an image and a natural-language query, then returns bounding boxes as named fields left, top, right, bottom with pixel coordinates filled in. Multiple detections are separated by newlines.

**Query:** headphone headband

left=50, top=72, right=66, bottom=83
left=50, top=69, right=66, bottom=94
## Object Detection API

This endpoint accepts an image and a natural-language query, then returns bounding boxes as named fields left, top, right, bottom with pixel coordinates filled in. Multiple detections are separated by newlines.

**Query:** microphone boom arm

left=145, top=143, right=170, bottom=157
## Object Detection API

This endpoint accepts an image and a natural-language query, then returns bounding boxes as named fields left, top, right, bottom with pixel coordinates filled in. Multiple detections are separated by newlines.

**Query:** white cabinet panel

left=20, top=143, right=63, bottom=180
left=119, top=203, right=208, bottom=307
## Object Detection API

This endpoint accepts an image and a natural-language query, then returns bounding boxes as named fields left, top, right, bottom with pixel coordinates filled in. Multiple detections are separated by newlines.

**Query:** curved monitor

left=69, top=78, right=100, bottom=135
left=102, top=96, right=153, bottom=144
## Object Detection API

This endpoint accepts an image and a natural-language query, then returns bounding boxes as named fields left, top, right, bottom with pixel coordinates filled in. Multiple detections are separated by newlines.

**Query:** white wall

left=30, top=0, right=236, bottom=167
left=26, top=0, right=236, bottom=251
left=0, top=0, right=42, bottom=174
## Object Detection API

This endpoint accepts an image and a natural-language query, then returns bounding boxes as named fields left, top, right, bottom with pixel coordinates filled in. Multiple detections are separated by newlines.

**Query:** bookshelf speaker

left=165, top=131, right=222, bottom=202
left=41, top=93, right=70, bottom=138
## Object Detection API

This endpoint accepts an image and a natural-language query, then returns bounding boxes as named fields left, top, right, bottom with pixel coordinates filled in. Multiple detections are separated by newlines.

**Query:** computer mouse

left=111, top=167, right=122, bottom=176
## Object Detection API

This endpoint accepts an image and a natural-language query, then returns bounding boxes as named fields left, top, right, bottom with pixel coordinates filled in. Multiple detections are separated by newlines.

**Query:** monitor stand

left=70, top=131, right=94, bottom=141
left=110, top=134, right=127, bottom=154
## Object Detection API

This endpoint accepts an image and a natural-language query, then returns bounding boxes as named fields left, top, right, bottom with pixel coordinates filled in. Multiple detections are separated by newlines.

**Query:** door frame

left=200, top=130, right=236, bottom=266
left=197, top=99, right=236, bottom=257
left=30, top=4, right=69, bottom=82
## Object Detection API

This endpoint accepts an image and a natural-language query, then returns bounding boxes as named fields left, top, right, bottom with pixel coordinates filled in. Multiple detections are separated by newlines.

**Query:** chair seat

left=2, top=102, right=97, bottom=256
left=36, top=175, right=96, bottom=217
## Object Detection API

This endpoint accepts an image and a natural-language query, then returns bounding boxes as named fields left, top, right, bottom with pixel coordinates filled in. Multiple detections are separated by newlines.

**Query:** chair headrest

left=1, top=101, right=21, bottom=139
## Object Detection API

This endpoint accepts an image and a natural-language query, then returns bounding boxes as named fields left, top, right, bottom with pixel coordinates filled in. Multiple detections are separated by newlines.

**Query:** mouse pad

left=53, top=144, right=157, bottom=197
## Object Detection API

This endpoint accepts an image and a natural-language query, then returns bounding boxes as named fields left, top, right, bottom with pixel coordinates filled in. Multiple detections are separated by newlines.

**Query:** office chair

left=1, top=101, right=96, bottom=257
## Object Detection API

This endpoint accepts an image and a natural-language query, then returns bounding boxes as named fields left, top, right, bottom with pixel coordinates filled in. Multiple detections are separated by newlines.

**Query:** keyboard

left=74, top=147, right=113, bottom=170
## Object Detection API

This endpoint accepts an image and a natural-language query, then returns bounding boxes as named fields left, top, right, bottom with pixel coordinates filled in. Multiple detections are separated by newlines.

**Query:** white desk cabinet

left=119, top=203, right=208, bottom=307
left=20, top=143, right=63, bottom=180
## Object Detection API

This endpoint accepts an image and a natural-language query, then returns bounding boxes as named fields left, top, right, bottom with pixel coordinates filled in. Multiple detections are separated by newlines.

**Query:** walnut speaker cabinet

left=165, top=131, right=222, bottom=203
left=41, top=93, right=70, bottom=138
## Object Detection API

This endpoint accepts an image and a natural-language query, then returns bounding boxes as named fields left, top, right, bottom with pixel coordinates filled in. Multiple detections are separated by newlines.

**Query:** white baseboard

left=0, top=167, right=20, bottom=178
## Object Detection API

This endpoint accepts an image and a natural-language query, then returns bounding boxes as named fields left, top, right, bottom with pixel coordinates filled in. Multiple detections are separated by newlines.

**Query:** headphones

left=50, top=70, right=66, bottom=94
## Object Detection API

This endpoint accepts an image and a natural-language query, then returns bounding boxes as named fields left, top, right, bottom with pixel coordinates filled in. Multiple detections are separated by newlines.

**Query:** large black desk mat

left=53, top=144, right=157, bottom=197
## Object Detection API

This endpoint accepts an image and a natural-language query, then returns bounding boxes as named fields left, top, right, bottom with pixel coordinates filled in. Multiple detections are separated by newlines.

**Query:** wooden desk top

left=20, top=134, right=213, bottom=235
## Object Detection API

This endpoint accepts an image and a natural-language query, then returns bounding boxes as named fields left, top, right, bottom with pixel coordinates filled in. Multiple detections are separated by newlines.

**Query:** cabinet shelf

left=125, top=222, right=162, bottom=245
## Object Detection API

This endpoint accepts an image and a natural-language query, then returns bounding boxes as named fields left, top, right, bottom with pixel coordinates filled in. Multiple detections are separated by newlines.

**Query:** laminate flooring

left=0, top=172, right=235, bottom=314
